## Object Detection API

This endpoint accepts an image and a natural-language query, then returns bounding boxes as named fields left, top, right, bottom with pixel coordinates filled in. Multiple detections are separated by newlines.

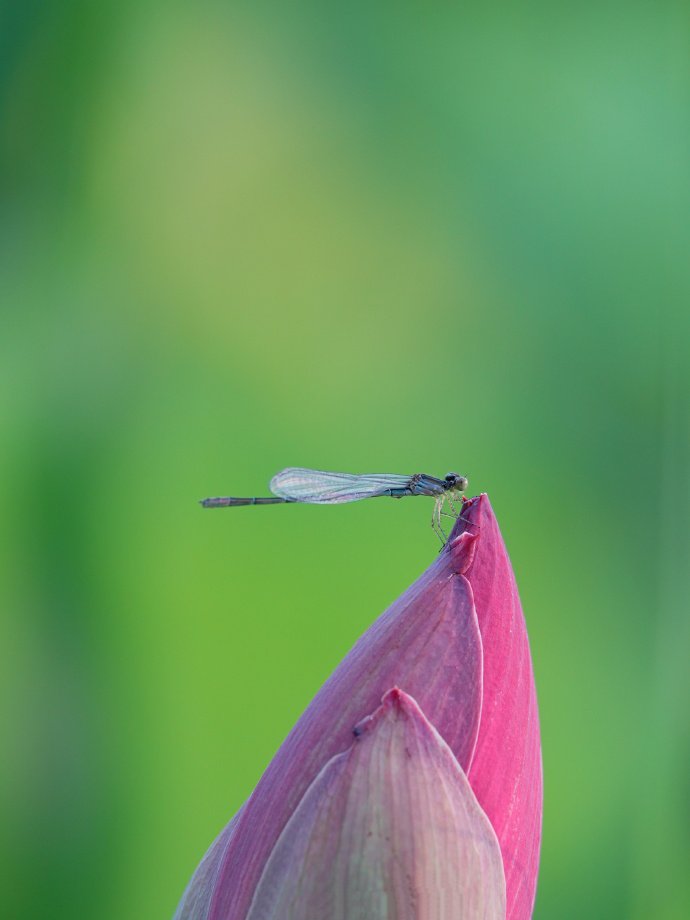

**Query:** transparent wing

left=269, top=468, right=413, bottom=504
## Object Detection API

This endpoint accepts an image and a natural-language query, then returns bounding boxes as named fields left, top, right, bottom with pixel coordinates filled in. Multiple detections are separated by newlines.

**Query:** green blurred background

left=1, top=2, right=688, bottom=918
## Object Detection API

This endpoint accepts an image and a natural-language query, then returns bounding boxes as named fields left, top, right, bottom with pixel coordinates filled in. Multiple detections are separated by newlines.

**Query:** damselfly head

left=444, top=472, right=468, bottom=493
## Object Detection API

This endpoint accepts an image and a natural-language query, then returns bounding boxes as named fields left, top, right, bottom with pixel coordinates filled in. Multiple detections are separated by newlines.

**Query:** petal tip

left=447, top=492, right=498, bottom=555
left=352, top=687, right=420, bottom=738
left=446, top=529, right=480, bottom=573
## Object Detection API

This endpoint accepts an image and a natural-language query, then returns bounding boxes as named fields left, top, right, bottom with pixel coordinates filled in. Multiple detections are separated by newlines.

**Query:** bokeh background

left=1, top=2, right=688, bottom=918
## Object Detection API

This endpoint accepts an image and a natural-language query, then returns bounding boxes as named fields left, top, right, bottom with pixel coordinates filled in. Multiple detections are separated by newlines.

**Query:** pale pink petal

left=195, top=533, right=484, bottom=920
left=246, top=689, right=505, bottom=920
left=452, top=495, right=542, bottom=920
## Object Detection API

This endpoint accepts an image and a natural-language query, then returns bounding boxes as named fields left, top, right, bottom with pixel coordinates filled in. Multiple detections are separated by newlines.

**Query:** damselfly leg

left=431, top=496, right=449, bottom=545
left=432, top=492, right=468, bottom=546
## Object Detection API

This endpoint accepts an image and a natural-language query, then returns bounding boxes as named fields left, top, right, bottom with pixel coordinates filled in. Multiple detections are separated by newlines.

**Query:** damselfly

left=200, top=468, right=469, bottom=543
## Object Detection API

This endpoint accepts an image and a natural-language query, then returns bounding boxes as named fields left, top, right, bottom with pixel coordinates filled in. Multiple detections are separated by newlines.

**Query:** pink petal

left=453, top=495, right=543, bottom=920
left=246, top=689, right=506, bottom=920
left=179, top=531, right=484, bottom=920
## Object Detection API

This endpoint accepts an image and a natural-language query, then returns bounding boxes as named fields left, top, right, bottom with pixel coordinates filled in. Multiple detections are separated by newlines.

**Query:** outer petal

left=246, top=689, right=505, bottom=920
left=452, top=496, right=543, bottom=920
left=178, top=532, right=484, bottom=920
left=174, top=808, right=243, bottom=920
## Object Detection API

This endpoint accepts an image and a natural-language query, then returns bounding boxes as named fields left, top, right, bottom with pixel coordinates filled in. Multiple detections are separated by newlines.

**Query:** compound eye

left=445, top=472, right=468, bottom=491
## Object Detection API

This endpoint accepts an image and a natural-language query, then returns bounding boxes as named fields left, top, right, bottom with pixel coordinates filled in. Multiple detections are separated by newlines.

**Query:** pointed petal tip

left=246, top=687, right=507, bottom=920
left=379, top=686, right=428, bottom=722
left=453, top=492, right=490, bottom=530
left=446, top=492, right=499, bottom=565
left=352, top=687, right=416, bottom=738
left=445, top=493, right=486, bottom=571
left=446, top=529, right=480, bottom=573
left=381, top=685, right=404, bottom=707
